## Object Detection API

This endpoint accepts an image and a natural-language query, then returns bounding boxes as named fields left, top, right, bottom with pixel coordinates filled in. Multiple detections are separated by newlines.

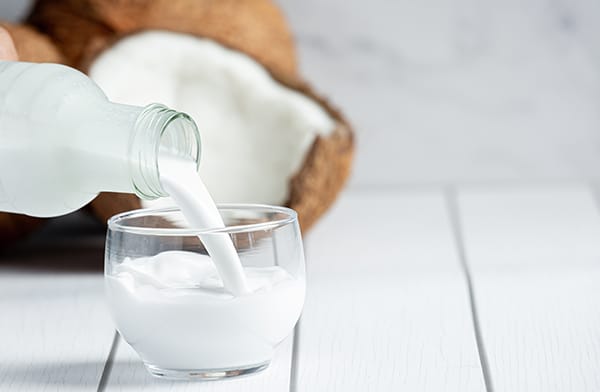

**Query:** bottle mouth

left=130, top=103, right=201, bottom=199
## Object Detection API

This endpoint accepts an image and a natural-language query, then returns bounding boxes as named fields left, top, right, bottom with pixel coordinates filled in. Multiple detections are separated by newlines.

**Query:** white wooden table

left=2, top=185, right=600, bottom=391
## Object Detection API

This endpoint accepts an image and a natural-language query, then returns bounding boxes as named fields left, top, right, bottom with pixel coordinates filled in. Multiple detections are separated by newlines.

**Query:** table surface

left=1, top=184, right=600, bottom=391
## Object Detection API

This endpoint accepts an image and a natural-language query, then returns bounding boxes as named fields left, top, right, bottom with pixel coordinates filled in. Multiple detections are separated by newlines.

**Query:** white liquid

left=159, top=155, right=249, bottom=295
left=106, top=251, right=305, bottom=370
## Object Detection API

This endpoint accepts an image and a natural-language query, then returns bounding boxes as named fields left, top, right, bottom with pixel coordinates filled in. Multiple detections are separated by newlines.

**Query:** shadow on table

left=0, top=211, right=106, bottom=273
left=7, top=360, right=175, bottom=386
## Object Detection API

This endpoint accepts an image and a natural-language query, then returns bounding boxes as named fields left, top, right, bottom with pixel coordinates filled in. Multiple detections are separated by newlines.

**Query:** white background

left=3, top=0, right=600, bottom=188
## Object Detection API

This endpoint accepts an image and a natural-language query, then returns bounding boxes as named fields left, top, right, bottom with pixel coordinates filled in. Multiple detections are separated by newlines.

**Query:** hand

left=0, top=26, right=18, bottom=61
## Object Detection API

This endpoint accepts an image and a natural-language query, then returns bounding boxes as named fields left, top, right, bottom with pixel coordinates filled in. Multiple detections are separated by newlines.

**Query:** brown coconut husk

left=0, top=23, right=65, bottom=246
left=28, top=0, right=354, bottom=232
left=1, top=22, right=63, bottom=63
left=27, top=0, right=298, bottom=78
left=279, top=77, right=355, bottom=231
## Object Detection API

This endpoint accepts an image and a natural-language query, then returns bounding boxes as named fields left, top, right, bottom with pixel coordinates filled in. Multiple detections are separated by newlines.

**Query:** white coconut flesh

left=89, top=30, right=335, bottom=207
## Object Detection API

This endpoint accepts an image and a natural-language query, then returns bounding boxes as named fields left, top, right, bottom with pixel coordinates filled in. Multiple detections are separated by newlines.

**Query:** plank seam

left=97, top=330, right=120, bottom=392
left=289, top=318, right=302, bottom=392
left=445, top=187, right=494, bottom=392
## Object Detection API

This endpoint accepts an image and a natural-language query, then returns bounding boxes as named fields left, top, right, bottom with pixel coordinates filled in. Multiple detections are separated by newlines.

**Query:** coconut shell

left=89, top=192, right=142, bottom=226
left=0, top=23, right=65, bottom=246
left=1, top=22, right=63, bottom=63
left=27, top=0, right=298, bottom=78
left=279, top=78, right=354, bottom=231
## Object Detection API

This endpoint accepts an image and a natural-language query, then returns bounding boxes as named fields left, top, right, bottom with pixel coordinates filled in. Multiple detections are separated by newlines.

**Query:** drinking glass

left=104, top=204, right=306, bottom=380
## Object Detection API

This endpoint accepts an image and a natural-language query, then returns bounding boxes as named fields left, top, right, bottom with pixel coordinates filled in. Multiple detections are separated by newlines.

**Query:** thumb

left=0, top=26, right=18, bottom=61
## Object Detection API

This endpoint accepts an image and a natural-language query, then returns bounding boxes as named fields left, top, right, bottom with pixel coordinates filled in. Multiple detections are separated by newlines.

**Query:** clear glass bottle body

left=0, top=61, right=200, bottom=217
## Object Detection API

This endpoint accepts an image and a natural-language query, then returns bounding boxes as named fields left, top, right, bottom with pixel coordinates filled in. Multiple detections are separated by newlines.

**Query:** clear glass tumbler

left=104, top=205, right=306, bottom=380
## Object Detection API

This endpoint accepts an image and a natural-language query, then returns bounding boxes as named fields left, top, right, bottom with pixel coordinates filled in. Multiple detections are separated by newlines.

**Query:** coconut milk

left=106, top=251, right=304, bottom=370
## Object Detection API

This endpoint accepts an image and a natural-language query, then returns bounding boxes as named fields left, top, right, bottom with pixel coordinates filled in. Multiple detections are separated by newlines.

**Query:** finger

left=0, top=26, right=18, bottom=61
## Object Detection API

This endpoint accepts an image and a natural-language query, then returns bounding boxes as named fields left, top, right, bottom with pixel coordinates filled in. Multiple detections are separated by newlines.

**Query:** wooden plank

left=458, top=185, right=600, bottom=392
left=104, top=333, right=294, bottom=391
left=294, top=190, right=485, bottom=391
left=0, top=271, right=114, bottom=391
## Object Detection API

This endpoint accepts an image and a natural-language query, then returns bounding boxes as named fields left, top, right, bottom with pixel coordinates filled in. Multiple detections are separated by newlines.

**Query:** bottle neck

left=129, top=103, right=201, bottom=199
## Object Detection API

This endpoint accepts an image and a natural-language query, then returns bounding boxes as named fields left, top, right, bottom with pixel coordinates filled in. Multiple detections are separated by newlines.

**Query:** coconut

left=1, top=22, right=63, bottom=63
left=0, top=23, right=64, bottom=246
left=28, top=0, right=298, bottom=77
left=28, top=0, right=354, bottom=231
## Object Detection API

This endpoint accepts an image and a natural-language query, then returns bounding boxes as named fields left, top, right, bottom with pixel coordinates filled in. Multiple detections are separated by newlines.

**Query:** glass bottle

left=0, top=61, right=200, bottom=217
